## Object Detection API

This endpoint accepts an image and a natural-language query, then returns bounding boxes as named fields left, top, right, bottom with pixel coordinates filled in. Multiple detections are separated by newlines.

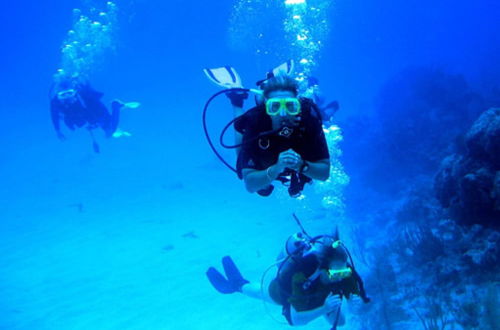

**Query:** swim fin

left=206, top=256, right=249, bottom=294
left=270, top=59, right=294, bottom=78
left=256, top=60, right=295, bottom=86
left=222, top=256, right=249, bottom=289
left=203, top=66, right=243, bottom=88
left=206, top=267, right=237, bottom=294
left=112, top=100, right=141, bottom=110
left=124, top=102, right=141, bottom=109
left=112, top=129, right=132, bottom=138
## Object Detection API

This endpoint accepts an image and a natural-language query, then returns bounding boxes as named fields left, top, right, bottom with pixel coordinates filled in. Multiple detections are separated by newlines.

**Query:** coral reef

left=351, top=181, right=499, bottom=329
left=435, top=108, right=500, bottom=228
left=341, top=66, right=500, bottom=329
left=342, top=67, right=486, bottom=194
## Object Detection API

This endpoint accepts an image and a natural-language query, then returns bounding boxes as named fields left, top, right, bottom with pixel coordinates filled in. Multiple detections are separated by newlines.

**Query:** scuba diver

left=206, top=219, right=370, bottom=328
left=203, top=61, right=330, bottom=197
left=50, top=76, right=139, bottom=153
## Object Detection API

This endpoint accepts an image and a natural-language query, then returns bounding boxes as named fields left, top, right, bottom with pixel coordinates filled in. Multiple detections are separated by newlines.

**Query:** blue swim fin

left=206, top=256, right=248, bottom=294
left=203, top=66, right=243, bottom=88
left=222, top=256, right=249, bottom=290
left=206, top=267, right=236, bottom=294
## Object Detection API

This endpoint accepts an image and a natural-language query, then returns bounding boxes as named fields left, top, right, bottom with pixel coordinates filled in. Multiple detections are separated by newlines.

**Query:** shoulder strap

left=300, top=97, right=323, bottom=124
left=351, top=268, right=371, bottom=303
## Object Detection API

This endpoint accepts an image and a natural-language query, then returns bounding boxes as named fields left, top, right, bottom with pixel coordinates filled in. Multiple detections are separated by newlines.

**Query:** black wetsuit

left=50, top=84, right=119, bottom=137
left=234, top=98, right=329, bottom=196
left=269, top=254, right=366, bottom=326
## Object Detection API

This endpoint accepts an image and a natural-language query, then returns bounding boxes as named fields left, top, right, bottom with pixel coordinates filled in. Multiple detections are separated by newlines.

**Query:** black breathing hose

left=202, top=88, right=251, bottom=173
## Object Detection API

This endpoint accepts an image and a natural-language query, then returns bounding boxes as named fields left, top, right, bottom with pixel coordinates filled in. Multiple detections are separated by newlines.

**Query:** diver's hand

left=56, top=131, right=66, bottom=141
left=324, top=293, right=342, bottom=312
left=346, top=295, right=364, bottom=309
left=276, top=149, right=303, bottom=171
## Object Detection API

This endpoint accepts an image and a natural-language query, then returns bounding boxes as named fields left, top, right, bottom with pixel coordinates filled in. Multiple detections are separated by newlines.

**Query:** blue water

left=1, top=0, right=499, bottom=329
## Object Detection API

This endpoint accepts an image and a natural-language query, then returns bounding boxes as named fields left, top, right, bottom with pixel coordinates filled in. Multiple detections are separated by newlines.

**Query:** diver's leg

left=241, top=282, right=276, bottom=304
left=206, top=256, right=279, bottom=305
left=102, top=101, right=122, bottom=137
left=109, top=101, right=122, bottom=133
left=64, top=117, right=76, bottom=130
left=87, top=127, right=100, bottom=153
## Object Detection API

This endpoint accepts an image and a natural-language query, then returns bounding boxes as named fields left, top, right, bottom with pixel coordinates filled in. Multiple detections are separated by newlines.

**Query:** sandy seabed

left=0, top=135, right=344, bottom=330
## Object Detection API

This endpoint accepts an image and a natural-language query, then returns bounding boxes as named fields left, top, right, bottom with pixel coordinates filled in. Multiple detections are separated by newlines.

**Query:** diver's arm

left=242, top=149, right=295, bottom=192
left=282, top=149, right=330, bottom=181
left=290, top=293, right=342, bottom=326
left=242, top=150, right=330, bottom=193
left=242, top=165, right=282, bottom=193
left=300, top=158, right=330, bottom=181
left=289, top=303, right=332, bottom=326
left=242, top=160, right=331, bottom=193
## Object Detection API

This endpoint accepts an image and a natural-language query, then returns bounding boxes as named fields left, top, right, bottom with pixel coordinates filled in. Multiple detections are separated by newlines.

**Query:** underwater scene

left=1, top=0, right=499, bottom=329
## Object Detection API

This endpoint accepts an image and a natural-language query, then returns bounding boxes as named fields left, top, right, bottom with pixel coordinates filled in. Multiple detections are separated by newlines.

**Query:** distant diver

left=50, top=2, right=139, bottom=153
left=50, top=76, right=139, bottom=153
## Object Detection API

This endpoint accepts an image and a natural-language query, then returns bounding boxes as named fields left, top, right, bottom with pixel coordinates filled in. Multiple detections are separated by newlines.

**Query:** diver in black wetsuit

left=50, top=78, right=123, bottom=152
left=231, top=75, right=331, bottom=197
left=206, top=229, right=370, bottom=328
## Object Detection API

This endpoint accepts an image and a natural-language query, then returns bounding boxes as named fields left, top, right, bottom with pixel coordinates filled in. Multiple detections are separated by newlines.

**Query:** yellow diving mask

left=265, top=97, right=301, bottom=116
left=327, top=267, right=353, bottom=281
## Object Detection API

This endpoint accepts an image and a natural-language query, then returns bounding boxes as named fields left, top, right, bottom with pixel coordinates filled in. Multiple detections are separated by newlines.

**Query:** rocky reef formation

left=341, top=67, right=486, bottom=195
left=342, top=67, right=500, bottom=329
left=435, top=108, right=500, bottom=228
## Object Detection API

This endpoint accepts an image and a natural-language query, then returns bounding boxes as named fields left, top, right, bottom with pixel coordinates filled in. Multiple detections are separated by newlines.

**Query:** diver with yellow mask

left=202, top=62, right=330, bottom=197
left=206, top=216, right=370, bottom=329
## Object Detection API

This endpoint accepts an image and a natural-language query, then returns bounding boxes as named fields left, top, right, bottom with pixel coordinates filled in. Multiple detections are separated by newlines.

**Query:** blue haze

left=0, top=0, right=499, bottom=329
